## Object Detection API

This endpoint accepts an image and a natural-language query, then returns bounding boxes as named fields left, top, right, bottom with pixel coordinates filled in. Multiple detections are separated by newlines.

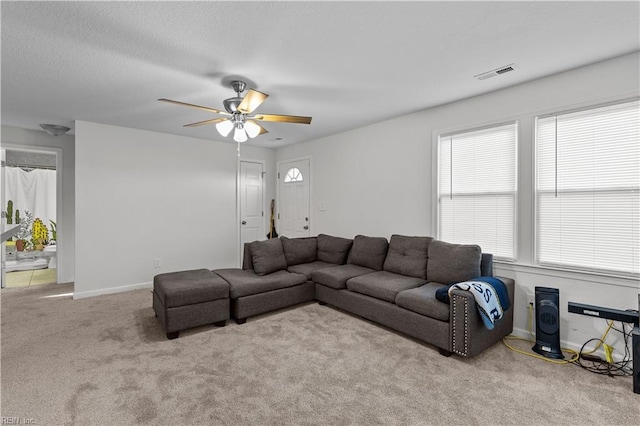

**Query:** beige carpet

left=1, top=283, right=638, bottom=425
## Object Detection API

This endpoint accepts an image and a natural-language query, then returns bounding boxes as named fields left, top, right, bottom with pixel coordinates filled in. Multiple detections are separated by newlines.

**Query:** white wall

left=74, top=121, right=274, bottom=298
left=1, top=125, right=75, bottom=284
left=276, top=52, right=640, bottom=357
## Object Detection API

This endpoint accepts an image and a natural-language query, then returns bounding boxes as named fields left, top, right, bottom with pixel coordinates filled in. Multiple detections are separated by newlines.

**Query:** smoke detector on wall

left=474, top=64, right=518, bottom=80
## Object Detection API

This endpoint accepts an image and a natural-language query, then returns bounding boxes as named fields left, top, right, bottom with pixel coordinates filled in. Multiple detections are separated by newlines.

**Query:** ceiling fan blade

left=253, top=114, right=312, bottom=124
left=158, top=98, right=230, bottom=115
left=183, top=117, right=228, bottom=127
left=237, top=89, right=268, bottom=114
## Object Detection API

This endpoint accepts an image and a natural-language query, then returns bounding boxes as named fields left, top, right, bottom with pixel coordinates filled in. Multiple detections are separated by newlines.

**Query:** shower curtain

left=4, top=166, right=56, bottom=230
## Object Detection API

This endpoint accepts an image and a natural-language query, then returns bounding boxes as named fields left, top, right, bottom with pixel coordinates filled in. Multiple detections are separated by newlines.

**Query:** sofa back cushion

left=281, top=236, right=317, bottom=266
left=317, top=234, right=353, bottom=264
left=242, top=243, right=254, bottom=270
left=481, top=253, right=494, bottom=277
left=249, top=238, right=288, bottom=276
left=427, top=240, right=481, bottom=283
left=383, top=235, right=432, bottom=279
left=348, top=235, right=389, bottom=271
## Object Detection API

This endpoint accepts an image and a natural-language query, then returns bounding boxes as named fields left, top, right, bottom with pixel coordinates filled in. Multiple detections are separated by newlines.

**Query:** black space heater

left=532, top=286, right=564, bottom=359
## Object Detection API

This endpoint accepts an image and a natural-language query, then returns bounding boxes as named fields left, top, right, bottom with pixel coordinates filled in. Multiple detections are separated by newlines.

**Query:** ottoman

left=153, top=269, right=230, bottom=339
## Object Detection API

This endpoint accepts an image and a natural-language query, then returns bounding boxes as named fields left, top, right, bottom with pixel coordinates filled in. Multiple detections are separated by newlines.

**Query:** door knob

left=303, top=225, right=309, bottom=230
left=241, top=221, right=247, bottom=225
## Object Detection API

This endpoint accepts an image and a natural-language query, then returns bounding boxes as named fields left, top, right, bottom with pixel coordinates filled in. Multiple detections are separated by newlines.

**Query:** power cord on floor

left=503, top=304, right=634, bottom=375
left=502, top=303, right=579, bottom=364
left=574, top=320, right=634, bottom=377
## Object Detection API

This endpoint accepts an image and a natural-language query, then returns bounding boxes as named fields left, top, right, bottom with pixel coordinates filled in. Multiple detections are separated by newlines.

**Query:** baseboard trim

left=73, top=281, right=152, bottom=300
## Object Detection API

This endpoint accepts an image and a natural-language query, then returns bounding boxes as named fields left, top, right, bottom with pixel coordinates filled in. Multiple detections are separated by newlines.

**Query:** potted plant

left=32, top=218, right=48, bottom=250
left=15, top=210, right=33, bottom=252
left=49, top=220, right=57, bottom=242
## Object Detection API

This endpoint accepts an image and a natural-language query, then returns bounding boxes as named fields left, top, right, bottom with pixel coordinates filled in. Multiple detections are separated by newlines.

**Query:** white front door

left=240, top=161, right=264, bottom=252
left=278, top=159, right=310, bottom=238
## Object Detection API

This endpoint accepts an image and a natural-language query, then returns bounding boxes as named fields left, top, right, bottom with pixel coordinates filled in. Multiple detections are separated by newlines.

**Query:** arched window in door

left=283, top=167, right=303, bottom=183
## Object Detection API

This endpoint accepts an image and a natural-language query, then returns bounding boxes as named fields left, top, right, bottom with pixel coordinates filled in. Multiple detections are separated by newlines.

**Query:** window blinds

left=536, top=99, right=640, bottom=276
left=438, top=123, right=517, bottom=260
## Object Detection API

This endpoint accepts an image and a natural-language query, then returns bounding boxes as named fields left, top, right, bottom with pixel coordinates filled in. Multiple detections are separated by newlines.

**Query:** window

left=283, top=167, right=303, bottom=183
left=536, top=99, right=640, bottom=276
left=438, top=122, right=517, bottom=260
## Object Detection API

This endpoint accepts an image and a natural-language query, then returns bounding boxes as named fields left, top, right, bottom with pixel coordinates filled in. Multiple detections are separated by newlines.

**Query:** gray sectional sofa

left=213, top=234, right=514, bottom=357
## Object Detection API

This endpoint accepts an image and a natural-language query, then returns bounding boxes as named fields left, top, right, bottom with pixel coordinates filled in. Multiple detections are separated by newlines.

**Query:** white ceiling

left=2, top=1, right=639, bottom=148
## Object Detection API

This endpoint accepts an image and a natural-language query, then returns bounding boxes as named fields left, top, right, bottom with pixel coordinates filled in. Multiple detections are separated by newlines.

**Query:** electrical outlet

left=153, top=258, right=161, bottom=268
left=526, top=293, right=535, bottom=306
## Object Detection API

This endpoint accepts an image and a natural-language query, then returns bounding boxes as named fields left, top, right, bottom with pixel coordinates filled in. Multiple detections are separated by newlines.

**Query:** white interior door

left=278, top=159, right=310, bottom=238
left=240, top=161, right=264, bottom=251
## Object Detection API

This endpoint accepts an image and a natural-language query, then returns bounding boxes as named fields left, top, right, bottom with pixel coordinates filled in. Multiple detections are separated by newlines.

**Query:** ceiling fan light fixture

left=216, top=119, right=234, bottom=137
left=233, top=124, right=248, bottom=143
left=159, top=79, right=311, bottom=143
left=39, top=124, right=70, bottom=137
left=244, top=120, right=261, bottom=138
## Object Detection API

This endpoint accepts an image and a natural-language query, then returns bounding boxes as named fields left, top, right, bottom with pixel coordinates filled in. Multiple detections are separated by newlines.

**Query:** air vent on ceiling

left=474, top=63, right=518, bottom=80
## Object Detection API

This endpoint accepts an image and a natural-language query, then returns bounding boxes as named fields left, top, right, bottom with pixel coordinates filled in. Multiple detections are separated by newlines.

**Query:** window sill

left=493, top=261, right=639, bottom=289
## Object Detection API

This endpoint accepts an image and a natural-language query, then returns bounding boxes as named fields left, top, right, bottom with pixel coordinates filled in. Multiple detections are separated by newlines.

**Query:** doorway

left=239, top=161, right=265, bottom=260
left=278, top=158, right=311, bottom=238
left=1, top=148, right=58, bottom=288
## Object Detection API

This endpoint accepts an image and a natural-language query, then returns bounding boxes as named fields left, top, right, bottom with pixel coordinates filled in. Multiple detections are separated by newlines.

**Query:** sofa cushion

left=281, top=236, right=317, bottom=266
left=348, top=235, right=389, bottom=271
left=214, top=268, right=307, bottom=299
left=287, top=261, right=335, bottom=280
left=383, top=235, right=432, bottom=279
left=346, top=271, right=427, bottom=303
left=312, top=264, right=375, bottom=290
left=427, top=240, right=482, bottom=284
left=242, top=243, right=254, bottom=270
left=153, top=269, right=229, bottom=308
left=317, top=234, right=353, bottom=264
left=396, top=282, right=450, bottom=321
left=249, top=238, right=288, bottom=276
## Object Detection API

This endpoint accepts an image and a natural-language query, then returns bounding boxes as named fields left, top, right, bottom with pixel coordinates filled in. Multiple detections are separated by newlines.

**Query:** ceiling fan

left=158, top=80, right=312, bottom=143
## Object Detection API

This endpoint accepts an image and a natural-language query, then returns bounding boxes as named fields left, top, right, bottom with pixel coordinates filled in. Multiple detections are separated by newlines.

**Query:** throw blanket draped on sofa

left=436, top=277, right=510, bottom=330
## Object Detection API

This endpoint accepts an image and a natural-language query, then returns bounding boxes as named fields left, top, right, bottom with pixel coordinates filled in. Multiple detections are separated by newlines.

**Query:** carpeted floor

left=1, top=283, right=638, bottom=425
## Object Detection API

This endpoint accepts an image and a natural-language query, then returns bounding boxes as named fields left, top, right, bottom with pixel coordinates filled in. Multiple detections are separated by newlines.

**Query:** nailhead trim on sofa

left=451, top=294, right=470, bottom=356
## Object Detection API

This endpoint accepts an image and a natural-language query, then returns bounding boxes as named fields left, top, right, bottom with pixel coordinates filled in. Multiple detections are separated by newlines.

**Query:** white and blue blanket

left=440, top=277, right=510, bottom=330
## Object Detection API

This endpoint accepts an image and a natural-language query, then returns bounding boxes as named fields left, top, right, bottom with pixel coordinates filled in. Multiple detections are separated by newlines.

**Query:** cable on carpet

left=574, top=320, right=633, bottom=377
left=503, top=304, right=634, bottom=375
left=502, top=304, right=579, bottom=364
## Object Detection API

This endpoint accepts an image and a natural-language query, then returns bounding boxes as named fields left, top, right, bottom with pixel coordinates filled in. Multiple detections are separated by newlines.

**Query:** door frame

left=237, top=158, right=266, bottom=266
left=276, top=156, right=312, bottom=237
left=1, top=144, right=62, bottom=287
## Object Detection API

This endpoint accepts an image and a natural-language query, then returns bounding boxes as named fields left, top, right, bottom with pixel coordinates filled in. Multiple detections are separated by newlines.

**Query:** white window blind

left=438, top=123, right=517, bottom=260
left=536, top=99, right=640, bottom=276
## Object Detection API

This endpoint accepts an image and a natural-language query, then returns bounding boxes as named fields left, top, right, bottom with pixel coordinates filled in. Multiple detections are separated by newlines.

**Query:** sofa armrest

left=449, top=277, right=514, bottom=357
